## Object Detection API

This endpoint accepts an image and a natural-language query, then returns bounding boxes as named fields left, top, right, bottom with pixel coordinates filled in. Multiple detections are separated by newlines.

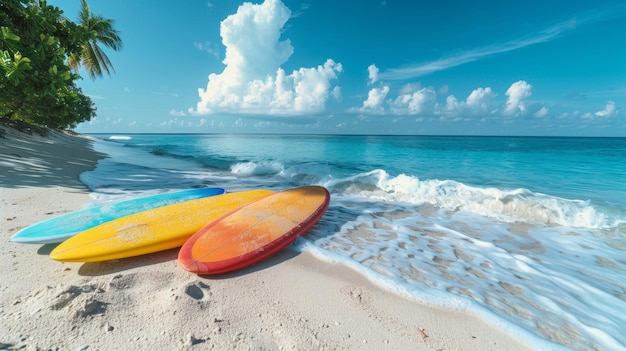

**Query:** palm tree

left=68, top=0, right=122, bottom=80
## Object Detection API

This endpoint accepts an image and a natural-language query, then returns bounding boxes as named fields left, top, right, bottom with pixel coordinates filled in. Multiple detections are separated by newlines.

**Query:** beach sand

left=0, top=125, right=533, bottom=350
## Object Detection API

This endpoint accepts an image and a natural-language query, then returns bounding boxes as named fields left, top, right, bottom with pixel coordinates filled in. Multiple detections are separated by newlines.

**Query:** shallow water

left=82, top=134, right=626, bottom=350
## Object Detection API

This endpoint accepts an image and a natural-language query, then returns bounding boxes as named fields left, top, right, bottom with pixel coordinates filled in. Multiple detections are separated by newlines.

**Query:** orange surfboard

left=178, top=186, right=330, bottom=275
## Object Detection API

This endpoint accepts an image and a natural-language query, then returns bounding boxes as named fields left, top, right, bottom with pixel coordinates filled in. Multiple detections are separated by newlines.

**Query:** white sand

left=0, top=125, right=533, bottom=350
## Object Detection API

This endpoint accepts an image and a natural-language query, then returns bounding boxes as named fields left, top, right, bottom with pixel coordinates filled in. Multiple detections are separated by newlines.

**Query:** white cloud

left=391, top=86, right=437, bottom=115
left=234, top=118, right=247, bottom=127
left=357, top=83, right=495, bottom=118
left=441, top=87, right=495, bottom=117
left=505, top=80, right=532, bottom=115
left=465, top=87, right=494, bottom=113
left=194, top=41, right=220, bottom=58
left=160, top=118, right=186, bottom=127
left=332, top=86, right=342, bottom=101
left=170, top=109, right=187, bottom=117
left=191, top=0, right=342, bottom=116
left=368, top=64, right=379, bottom=85
left=443, top=95, right=460, bottom=114
left=353, top=76, right=553, bottom=124
left=582, top=112, right=594, bottom=119
left=359, top=86, right=390, bottom=113
left=534, top=106, right=549, bottom=118
left=399, top=82, right=421, bottom=95
left=594, top=100, right=617, bottom=118
left=379, top=19, right=581, bottom=80
left=158, top=118, right=209, bottom=128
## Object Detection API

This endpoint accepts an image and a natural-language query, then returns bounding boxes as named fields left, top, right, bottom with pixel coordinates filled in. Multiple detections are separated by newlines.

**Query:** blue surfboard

left=10, top=187, right=226, bottom=244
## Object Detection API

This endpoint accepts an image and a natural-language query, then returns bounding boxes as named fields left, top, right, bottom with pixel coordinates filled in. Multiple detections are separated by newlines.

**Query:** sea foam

left=322, top=169, right=621, bottom=229
left=230, top=161, right=284, bottom=176
left=108, top=135, right=132, bottom=140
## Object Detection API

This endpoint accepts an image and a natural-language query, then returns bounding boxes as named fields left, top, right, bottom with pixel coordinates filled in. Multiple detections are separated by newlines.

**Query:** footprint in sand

left=340, top=285, right=372, bottom=306
left=184, top=281, right=211, bottom=301
left=50, top=284, right=108, bottom=318
left=108, top=273, right=137, bottom=290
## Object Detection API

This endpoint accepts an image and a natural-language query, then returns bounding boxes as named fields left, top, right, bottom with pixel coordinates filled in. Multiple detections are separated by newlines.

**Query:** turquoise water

left=84, top=134, right=626, bottom=350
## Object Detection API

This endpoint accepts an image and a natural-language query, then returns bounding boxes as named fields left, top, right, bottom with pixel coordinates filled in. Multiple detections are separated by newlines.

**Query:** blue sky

left=60, top=0, right=626, bottom=136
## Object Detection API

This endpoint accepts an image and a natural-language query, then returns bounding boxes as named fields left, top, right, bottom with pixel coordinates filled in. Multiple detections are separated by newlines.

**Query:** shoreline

left=0, top=125, right=533, bottom=350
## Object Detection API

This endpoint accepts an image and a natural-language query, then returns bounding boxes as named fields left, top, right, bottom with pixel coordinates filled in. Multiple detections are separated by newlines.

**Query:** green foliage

left=0, top=0, right=118, bottom=129
left=68, top=0, right=122, bottom=80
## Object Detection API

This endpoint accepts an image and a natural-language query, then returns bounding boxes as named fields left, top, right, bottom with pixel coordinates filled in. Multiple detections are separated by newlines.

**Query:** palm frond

left=73, top=0, right=122, bottom=80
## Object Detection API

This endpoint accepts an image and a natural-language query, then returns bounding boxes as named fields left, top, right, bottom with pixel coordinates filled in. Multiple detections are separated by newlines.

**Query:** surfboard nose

left=178, top=256, right=207, bottom=274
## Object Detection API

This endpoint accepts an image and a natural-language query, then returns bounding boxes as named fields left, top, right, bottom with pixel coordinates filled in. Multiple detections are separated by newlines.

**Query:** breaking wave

left=323, top=169, right=623, bottom=229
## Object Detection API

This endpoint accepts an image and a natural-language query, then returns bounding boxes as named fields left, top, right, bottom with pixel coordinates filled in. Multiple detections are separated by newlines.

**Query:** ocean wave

left=323, top=169, right=624, bottom=229
left=230, top=161, right=284, bottom=176
left=108, top=135, right=132, bottom=140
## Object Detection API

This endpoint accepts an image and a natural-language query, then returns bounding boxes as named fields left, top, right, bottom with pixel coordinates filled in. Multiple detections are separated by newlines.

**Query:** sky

left=57, top=0, right=626, bottom=136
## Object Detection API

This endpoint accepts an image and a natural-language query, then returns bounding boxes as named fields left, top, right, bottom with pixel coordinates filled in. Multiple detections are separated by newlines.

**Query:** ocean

left=81, top=134, right=626, bottom=351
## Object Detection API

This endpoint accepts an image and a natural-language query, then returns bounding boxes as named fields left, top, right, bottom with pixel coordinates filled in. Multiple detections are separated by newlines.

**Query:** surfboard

left=178, top=186, right=330, bottom=275
left=49, top=189, right=273, bottom=262
left=10, top=187, right=226, bottom=244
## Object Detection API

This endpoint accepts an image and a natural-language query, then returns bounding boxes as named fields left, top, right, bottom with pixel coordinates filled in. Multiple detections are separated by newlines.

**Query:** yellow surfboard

left=50, top=190, right=273, bottom=262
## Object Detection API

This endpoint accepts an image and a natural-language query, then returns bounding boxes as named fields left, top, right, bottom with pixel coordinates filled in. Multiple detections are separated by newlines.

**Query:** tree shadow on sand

left=0, top=125, right=106, bottom=190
